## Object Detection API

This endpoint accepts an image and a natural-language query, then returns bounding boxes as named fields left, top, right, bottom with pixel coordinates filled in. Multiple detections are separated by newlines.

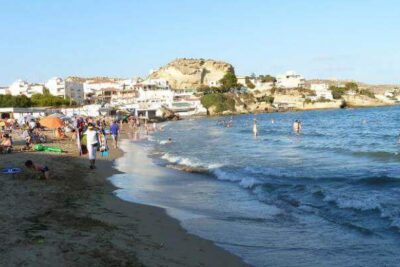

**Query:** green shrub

left=201, top=93, right=236, bottom=113
left=0, top=95, right=31, bottom=107
left=329, top=86, right=347, bottom=99
left=256, top=95, right=274, bottom=104
left=219, top=71, right=239, bottom=92
left=359, top=89, right=375, bottom=98
left=258, top=75, right=276, bottom=83
left=245, top=77, right=255, bottom=89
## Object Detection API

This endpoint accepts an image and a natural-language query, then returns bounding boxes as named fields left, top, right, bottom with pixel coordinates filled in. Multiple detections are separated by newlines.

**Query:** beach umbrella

left=40, top=116, right=64, bottom=129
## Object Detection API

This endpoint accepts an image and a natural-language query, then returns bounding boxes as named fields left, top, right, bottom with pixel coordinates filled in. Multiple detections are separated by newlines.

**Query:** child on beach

left=25, top=160, right=50, bottom=180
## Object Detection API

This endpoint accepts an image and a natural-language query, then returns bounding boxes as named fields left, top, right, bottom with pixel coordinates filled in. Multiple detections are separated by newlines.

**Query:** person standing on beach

left=85, top=123, right=99, bottom=169
left=110, top=120, right=120, bottom=148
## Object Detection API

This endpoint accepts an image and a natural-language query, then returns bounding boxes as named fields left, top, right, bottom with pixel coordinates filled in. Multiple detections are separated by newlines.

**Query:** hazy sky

left=1, top=0, right=399, bottom=85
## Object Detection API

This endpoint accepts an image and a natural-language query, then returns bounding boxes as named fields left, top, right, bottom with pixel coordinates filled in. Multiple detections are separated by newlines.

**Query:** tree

left=31, top=93, right=71, bottom=107
left=245, top=77, right=256, bottom=89
left=219, top=71, right=238, bottom=92
left=200, top=93, right=236, bottom=113
left=345, top=82, right=358, bottom=91
left=0, top=95, right=32, bottom=107
left=329, top=86, right=346, bottom=99
left=258, top=75, right=276, bottom=83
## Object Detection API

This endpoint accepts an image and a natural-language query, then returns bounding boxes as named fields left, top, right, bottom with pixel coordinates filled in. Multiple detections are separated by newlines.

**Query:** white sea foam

left=212, top=168, right=242, bottom=182
left=161, top=153, right=223, bottom=170
left=239, top=177, right=262, bottom=189
left=323, top=193, right=382, bottom=211
left=159, top=140, right=170, bottom=145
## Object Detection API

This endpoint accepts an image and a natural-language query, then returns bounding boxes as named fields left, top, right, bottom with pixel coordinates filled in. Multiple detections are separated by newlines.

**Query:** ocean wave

left=166, top=164, right=208, bottom=174
left=323, top=193, right=382, bottom=212
left=352, top=151, right=400, bottom=161
left=161, top=153, right=223, bottom=170
left=352, top=176, right=400, bottom=186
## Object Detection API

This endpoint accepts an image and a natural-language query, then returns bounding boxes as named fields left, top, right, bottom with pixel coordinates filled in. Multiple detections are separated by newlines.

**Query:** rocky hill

left=149, top=58, right=234, bottom=90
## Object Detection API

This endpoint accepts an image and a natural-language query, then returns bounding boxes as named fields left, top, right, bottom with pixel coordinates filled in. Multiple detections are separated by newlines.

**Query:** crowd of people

left=216, top=117, right=303, bottom=136
left=0, top=114, right=143, bottom=178
left=0, top=117, right=49, bottom=153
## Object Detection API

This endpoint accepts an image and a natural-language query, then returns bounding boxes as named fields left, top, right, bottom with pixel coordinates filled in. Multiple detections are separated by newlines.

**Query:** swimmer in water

left=253, top=119, right=258, bottom=136
left=293, top=120, right=302, bottom=134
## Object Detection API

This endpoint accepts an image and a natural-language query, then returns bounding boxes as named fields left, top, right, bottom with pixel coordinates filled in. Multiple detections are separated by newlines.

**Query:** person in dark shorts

left=25, top=160, right=50, bottom=179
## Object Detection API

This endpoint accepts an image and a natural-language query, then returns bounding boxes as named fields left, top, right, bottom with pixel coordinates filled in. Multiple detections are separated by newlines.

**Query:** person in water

left=293, top=120, right=302, bottom=134
left=253, top=119, right=258, bottom=136
left=25, top=160, right=50, bottom=179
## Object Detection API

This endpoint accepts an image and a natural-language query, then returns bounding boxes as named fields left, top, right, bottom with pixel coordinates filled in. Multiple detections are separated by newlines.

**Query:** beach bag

left=101, top=150, right=109, bottom=157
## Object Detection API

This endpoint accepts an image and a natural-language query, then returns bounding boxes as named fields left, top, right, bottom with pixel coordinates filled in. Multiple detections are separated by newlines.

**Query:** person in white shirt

left=29, top=120, right=36, bottom=130
left=85, top=123, right=99, bottom=169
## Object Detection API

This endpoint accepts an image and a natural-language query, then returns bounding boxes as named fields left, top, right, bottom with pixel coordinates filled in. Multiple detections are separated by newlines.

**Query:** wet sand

left=0, top=134, right=248, bottom=266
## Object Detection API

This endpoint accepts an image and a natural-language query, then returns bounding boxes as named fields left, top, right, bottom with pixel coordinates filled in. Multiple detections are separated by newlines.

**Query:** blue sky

left=1, top=0, right=399, bottom=85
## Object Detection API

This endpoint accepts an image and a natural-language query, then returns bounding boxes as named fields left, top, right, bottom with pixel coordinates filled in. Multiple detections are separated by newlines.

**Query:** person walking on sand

left=293, top=120, right=302, bottom=134
left=253, top=118, right=258, bottom=137
left=110, top=120, right=120, bottom=148
left=85, top=123, right=99, bottom=169
left=25, top=160, right=50, bottom=180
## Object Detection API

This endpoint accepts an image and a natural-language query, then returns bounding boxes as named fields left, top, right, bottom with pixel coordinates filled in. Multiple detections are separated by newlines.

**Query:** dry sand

left=0, top=132, right=248, bottom=266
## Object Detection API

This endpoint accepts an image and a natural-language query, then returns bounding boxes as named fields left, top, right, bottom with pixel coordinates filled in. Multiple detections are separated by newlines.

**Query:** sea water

left=110, top=106, right=400, bottom=267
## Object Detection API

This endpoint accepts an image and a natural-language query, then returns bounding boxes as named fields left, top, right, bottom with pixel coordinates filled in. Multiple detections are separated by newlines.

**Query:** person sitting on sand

left=0, top=134, right=13, bottom=153
left=22, top=129, right=32, bottom=149
left=55, top=127, right=67, bottom=139
left=25, top=160, right=50, bottom=179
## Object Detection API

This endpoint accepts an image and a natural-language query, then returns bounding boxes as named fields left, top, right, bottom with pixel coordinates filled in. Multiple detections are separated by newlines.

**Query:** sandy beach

left=0, top=132, right=247, bottom=267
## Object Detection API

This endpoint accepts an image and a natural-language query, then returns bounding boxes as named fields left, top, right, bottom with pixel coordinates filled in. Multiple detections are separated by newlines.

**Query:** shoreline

left=206, top=104, right=400, bottom=119
left=201, top=102, right=400, bottom=117
left=0, top=135, right=248, bottom=266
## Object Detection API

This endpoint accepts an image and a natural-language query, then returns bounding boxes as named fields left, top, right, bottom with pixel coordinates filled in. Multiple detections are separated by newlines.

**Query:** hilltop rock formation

left=149, top=58, right=234, bottom=89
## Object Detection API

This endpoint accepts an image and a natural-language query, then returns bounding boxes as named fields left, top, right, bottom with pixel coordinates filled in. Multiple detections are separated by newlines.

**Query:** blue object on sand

left=1, top=167, right=22, bottom=174
left=101, top=150, right=109, bottom=157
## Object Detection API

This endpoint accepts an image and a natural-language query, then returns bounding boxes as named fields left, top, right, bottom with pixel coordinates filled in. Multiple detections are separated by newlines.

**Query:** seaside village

left=0, top=59, right=400, bottom=266
left=0, top=58, right=399, bottom=155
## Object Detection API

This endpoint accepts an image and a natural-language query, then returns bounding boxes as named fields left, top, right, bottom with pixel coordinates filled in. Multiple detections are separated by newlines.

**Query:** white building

left=83, top=80, right=123, bottom=98
left=46, top=77, right=84, bottom=104
left=135, top=79, right=173, bottom=105
left=0, top=87, right=10, bottom=95
left=8, top=80, right=30, bottom=96
left=65, top=79, right=84, bottom=104
left=45, top=77, right=65, bottom=97
left=310, top=83, right=333, bottom=100
left=7, top=80, right=45, bottom=97
left=27, top=84, right=46, bottom=97
left=276, top=71, right=305, bottom=89
left=237, top=76, right=274, bottom=92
